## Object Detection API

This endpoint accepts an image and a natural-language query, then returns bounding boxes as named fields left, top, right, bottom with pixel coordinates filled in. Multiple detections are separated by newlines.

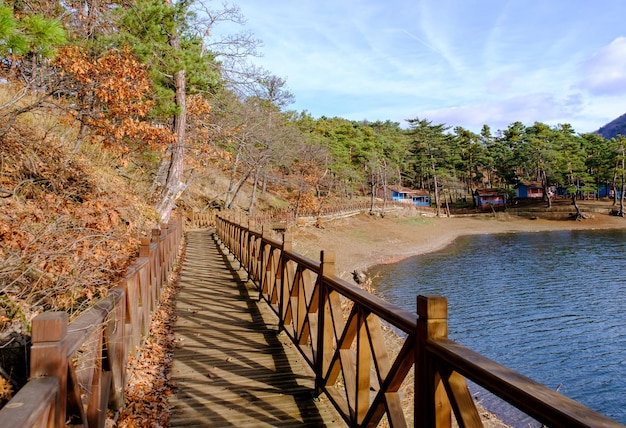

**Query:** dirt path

left=289, top=210, right=626, bottom=281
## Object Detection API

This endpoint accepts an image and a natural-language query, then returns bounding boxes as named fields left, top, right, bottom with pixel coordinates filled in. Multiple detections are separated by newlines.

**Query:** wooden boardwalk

left=169, top=230, right=343, bottom=427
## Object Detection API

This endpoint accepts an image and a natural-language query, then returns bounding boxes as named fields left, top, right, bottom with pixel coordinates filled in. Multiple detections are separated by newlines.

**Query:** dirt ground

left=289, top=203, right=626, bottom=282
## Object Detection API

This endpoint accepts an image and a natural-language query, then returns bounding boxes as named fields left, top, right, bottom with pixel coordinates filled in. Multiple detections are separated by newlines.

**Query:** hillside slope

left=596, top=112, right=626, bottom=139
left=0, top=91, right=163, bottom=402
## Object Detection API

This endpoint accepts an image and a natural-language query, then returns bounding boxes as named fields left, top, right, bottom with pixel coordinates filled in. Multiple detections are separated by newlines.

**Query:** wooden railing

left=252, top=200, right=435, bottom=227
left=190, top=209, right=216, bottom=229
left=0, top=216, right=183, bottom=428
left=189, top=201, right=433, bottom=231
left=215, top=213, right=624, bottom=428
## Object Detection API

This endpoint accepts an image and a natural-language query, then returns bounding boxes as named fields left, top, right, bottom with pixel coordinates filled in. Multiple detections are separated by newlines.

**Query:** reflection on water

left=370, top=229, right=626, bottom=426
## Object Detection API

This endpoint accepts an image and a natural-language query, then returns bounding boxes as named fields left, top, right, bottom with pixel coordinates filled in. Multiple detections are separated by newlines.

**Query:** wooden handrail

left=320, top=273, right=417, bottom=333
left=215, top=213, right=625, bottom=428
left=190, top=209, right=216, bottom=229
left=427, top=338, right=621, bottom=428
left=0, top=377, right=58, bottom=427
left=0, top=216, right=183, bottom=428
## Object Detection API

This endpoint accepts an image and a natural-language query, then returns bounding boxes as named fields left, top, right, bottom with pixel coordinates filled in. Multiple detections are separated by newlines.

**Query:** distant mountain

left=596, top=112, right=626, bottom=139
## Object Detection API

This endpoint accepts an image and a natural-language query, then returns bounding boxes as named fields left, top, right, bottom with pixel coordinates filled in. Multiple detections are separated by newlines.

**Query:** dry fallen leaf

left=116, top=240, right=185, bottom=428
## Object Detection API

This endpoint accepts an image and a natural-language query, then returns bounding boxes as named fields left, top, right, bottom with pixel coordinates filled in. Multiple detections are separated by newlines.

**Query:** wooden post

left=160, top=222, right=171, bottom=276
left=236, top=220, right=244, bottom=269
left=260, top=225, right=268, bottom=299
left=320, top=250, right=335, bottom=277
left=159, top=223, right=169, bottom=284
left=216, top=215, right=224, bottom=248
left=140, top=236, right=157, bottom=312
left=151, top=227, right=160, bottom=243
left=247, top=220, right=256, bottom=277
left=30, top=312, right=69, bottom=428
left=316, top=250, right=335, bottom=395
left=215, top=215, right=219, bottom=241
left=416, top=295, right=451, bottom=428
left=107, top=295, right=127, bottom=410
left=282, top=233, right=292, bottom=252
left=278, top=234, right=293, bottom=329
left=139, top=237, right=151, bottom=257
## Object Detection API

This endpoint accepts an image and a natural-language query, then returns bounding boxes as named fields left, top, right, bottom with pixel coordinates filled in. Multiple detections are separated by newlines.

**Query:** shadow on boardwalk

left=169, top=230, right=343, bottom=427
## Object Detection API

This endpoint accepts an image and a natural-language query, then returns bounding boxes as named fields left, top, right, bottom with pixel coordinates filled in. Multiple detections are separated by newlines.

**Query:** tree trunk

left=294, top=179, right=306, bottom=223
left=381, top=169, right=388, bottom=218
left=369, top=180, right=376, bottom=215
left=615, top=166, right=626, bottom=217
left=225, top=146, right=242, bottom=208
left=429, top=149, right=441, bottom=217
left=72, top=119, right=89, bottom=155
left=261, top=171, right=267, bottom=196
left=367, top=163, right=377, bottom=215
left=542, top=170, right=552, bottom=208
left=433, top=175, right=440, bottom=217
left=571, top=194, right=583, bottom=220
left=154, top=12, right=187, bottom=222
left=612, top=169, right=618, bottom=205
left=226, top=168, right=252, bottom=210
left=248, top=167, right=260, bottom=214
left=154, top=68, right=186, bottom=221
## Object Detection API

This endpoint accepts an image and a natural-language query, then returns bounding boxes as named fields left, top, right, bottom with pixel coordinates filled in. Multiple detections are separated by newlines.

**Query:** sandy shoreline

left=290, top=210, right=626, bottom=281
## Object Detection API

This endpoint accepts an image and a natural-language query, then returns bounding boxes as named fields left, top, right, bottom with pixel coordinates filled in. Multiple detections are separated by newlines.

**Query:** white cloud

left=210, top=0, right=626, bottom=134
left=418, top=93, right=587, bottom=132
left=579, top=37, right=626, bottom=96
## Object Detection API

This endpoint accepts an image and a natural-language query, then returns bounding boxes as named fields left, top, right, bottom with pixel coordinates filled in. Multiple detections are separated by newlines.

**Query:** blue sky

left=214, top=0, right=626, bottom=134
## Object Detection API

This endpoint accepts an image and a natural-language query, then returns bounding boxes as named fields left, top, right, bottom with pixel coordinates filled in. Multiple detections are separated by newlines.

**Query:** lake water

left=370, top=229, right=626, bottom=426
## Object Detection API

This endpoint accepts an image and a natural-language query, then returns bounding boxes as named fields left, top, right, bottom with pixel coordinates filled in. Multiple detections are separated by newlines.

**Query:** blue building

left=515, top=181, right=544, bottom=199
left=390, top=186, right=431, bottom=207
left=598, top=183, right=622, bottom=199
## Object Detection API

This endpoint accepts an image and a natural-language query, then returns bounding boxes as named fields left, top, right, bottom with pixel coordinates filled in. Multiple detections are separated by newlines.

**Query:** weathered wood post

left=260, top=225, right=269, bottom=299
left=216, top=215, right=224, bottom=248
left=278, top=233, right=293, bottom=330
left=316, top=250, right=335, bottom=395
left=416, top=295, right=452, bottom=428
left=237, top=218, right=244, bottom=268
left=225, top=215, right=232, bottom=253
left=151, top=227, right=162, bottom=291
left=107, top=290, right=127, bottom=411
left=139, top=237, right=156, bottom=316
left=159, top=223, right=169, bottom=286
left=241, top=220, right=248, bottom=269
left=160, top=221, right=171, bottom=276
left=247, top=219, right=255, bottom=277
left=139, top=236, right=151, bottom=258
left=30, top=312, right=69, bottom=428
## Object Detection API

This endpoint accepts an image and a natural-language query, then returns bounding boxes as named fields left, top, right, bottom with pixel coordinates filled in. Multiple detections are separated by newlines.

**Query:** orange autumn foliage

left=54, top=46, right=175, bottom=152
left=0, top=123, right=156, bottom=335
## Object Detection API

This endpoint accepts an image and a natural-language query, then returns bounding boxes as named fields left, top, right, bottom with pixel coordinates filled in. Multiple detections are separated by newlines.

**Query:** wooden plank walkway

left=169, top=230, right=343, bottom=427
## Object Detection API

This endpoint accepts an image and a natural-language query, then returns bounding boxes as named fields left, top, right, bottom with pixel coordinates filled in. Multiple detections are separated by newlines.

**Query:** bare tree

left=151, top=1, right=262, bottom=220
